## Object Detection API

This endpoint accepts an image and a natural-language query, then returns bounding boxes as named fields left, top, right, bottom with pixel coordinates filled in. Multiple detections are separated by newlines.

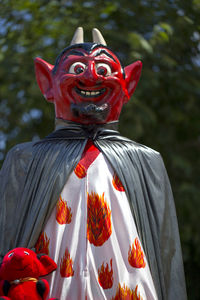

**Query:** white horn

left=70, top=27, right=84, bottom=45
left=92, top=28, right=107, bottom=46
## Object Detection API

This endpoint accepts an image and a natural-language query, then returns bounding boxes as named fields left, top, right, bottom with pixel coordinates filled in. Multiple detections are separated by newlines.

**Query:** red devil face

left=35, top=44, right=142, bottom=124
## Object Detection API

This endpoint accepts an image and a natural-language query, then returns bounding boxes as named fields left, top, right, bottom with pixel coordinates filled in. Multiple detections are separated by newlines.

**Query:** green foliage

left=0, top=0, right=200, bottom=298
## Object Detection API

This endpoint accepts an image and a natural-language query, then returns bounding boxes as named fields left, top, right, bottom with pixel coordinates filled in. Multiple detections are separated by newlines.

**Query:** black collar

left=37, top=119, right=120, bottom=143
left=55, top=118, right=119, bottom=131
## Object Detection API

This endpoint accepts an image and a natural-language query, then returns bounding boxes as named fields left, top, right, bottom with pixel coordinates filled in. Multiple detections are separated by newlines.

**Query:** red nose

left=78, top=63, right=102, bottom=87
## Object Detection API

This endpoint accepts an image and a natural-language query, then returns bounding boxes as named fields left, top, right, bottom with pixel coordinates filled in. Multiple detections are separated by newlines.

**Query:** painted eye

left=8, top=252, right=14, bottom=258
left=96, top=63, right=112, bottom=76
left=24, top=251, right=29, bottom=255
left=69, top=62, right=86, bottom=74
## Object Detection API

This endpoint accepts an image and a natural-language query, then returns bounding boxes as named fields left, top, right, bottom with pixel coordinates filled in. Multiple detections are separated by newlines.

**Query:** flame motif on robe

left=112, top=172, right=125, bottom=192
left=35, top=232, right=50, bottom=255
left=98, top=259, right=113, bottom=289
left=87, top=192, right=112, bottom=246
left=60, top=248, right=74, bottom=277
left=111, top=284, right=143, bottom=300
left=128, top=238, right=146, bottom=268
left=74, top=162, right=87, bottom=178
left=56, top=195, right=72, bottom=224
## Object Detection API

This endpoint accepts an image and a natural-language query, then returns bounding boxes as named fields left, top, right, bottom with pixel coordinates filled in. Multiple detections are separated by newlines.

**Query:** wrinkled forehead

left=52, top=43, right=123, bottom=74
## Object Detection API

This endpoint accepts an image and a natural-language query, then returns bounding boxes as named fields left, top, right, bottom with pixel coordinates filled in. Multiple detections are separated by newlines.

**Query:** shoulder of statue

left=2, top=141, right=37, bottom=172
left=112, top=136, right=161, bottom=158
left=9, top=141, right=36, bottom=157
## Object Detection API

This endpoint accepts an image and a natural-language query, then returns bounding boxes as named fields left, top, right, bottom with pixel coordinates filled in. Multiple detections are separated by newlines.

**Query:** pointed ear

left=124, top=61, right=142, bottom=101
left=37, top=255, right=57, bottom=276
left=34, top=57, right=54, bottom=102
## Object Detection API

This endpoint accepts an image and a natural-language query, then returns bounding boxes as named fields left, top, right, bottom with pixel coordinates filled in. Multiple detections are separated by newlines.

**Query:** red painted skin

left=34, top=46, right=142, bottom=124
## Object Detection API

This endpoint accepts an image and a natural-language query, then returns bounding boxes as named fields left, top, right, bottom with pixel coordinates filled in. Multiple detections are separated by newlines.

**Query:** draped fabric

left=0, top=121, right=187, bottom=300
left=40, top=150, right=158, bottom=300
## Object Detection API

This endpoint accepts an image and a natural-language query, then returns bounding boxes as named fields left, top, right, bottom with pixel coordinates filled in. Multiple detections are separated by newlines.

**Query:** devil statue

left=0, top=28, right=187, bottom=300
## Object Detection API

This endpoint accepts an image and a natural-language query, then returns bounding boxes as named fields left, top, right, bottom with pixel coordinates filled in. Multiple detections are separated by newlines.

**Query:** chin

left=70, top=102, right=110, bottom=124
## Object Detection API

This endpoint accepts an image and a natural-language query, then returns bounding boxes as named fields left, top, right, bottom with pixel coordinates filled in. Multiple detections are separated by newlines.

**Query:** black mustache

left=71, top=103, right=109, bottom=121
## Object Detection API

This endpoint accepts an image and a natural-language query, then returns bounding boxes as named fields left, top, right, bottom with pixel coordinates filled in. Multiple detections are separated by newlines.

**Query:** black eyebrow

left=62, top=50, right=85, bottom=62
left=94, top=49, right=117, bottom=63
left=67, top=50, right=85, bottom=56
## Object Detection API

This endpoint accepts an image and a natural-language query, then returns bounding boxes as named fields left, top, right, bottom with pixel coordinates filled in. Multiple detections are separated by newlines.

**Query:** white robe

left=35, top=143, right=158, bottom=300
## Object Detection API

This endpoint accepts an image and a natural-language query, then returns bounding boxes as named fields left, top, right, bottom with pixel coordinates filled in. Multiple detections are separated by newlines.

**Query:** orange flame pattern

left=74, top=162, right=87, bottom=178
left=56, top=195, right=72, bottom=225
left=87, top=192, right=112, bottom=246
left=111, top=284, right=143, bottom=300
left=35, top=232, right=50, bottom=255
left=60, top=248, right=74, bottom=278
left=128, top=238, right=146, bottom=269
left=98, top=259, right=113, bottom=289
left=112, top=172, right=125, bottom=192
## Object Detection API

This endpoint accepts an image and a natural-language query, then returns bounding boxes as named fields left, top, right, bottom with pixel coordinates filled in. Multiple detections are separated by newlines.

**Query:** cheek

left=105, top=77, right=126, bottom=95
left=59, top=74, right=76, bottom=86
left=54, top=76, right=76, bottom=98
left=109, top=76, right=129, bottom=99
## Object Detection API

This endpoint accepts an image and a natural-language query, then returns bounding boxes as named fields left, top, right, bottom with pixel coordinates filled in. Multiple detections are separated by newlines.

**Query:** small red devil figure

left=0, top=248, right=57, bottom=300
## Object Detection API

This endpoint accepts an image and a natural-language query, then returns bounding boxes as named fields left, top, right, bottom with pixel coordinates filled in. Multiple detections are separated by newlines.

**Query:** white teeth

left=78, top=88, right=104, bottom=96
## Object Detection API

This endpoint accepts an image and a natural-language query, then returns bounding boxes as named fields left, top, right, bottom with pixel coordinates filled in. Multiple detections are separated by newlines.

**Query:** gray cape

left=0, top=122, right=187, bottom=300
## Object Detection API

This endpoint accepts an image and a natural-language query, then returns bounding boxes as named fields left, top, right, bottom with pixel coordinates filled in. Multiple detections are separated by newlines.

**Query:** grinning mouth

left=75, top=87, right=106, bottom=98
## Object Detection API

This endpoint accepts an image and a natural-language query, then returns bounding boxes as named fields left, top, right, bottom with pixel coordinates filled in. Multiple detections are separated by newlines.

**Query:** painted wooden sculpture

left=0, top=28, right=187, bottom=300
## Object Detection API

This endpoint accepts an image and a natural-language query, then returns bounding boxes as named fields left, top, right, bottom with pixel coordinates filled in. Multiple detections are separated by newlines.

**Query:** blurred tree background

left=0, top=0, right=199, bottom=298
